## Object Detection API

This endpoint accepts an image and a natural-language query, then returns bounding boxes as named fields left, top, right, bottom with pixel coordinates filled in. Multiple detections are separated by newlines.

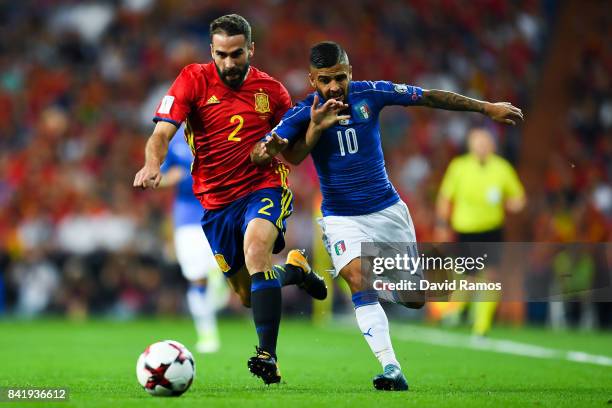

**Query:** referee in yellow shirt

left=435, top=127, right=526, bottom=336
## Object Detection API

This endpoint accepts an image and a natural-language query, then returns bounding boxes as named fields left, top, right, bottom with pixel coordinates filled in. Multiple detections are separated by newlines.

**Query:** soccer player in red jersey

left=133, top=14, right=326, bottom=384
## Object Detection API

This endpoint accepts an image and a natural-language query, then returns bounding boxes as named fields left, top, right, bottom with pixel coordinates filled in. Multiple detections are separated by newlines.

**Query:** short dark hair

left=310, top=41, right=349, bottom=68
left=209, top=14, right=251, bottom=43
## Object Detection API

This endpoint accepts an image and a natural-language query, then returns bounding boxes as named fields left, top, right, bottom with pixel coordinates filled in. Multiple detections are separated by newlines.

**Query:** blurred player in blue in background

left=252, top=41, right=523, bottom=391
left=160, top=127, right=227, bottom=353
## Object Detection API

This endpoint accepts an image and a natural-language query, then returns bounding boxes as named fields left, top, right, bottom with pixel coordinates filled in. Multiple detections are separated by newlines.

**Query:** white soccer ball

left=136, top=340, right=195, bottom=396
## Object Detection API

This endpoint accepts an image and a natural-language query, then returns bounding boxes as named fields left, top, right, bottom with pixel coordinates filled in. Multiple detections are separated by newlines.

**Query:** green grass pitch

left=0, top=317, right=610, bottom=407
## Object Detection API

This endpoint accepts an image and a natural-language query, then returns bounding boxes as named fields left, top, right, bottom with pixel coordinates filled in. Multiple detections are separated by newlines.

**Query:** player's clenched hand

left=484, top=102, right=524, bottom=125
left=310, top=94, right=351, bottom=130
left=133, top=164, right=162, bottom=189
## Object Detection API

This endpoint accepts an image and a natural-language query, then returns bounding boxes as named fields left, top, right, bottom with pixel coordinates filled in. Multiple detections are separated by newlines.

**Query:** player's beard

left=320, top=87, right=345, bottom=102
left=327, top=90, right=344, bottom=101
left=217, top=63, right=250, bottom=89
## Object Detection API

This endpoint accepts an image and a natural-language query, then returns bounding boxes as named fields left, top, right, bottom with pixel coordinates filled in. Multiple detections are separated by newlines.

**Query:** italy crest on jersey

left=334, top=240, right=346, bottom=256
left=354, top=100, right=371, bottom=120
left=254, top=92, right=271, bottom=113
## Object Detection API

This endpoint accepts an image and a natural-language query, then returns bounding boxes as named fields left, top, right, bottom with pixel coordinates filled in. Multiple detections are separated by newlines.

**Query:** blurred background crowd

left=0, top=0, right=609, bottom=327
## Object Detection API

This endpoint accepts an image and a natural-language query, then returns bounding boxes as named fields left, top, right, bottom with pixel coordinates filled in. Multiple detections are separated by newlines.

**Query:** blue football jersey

left=272, top=81, right=423, bottom=216
left=161, top=127, right=204, bottom=227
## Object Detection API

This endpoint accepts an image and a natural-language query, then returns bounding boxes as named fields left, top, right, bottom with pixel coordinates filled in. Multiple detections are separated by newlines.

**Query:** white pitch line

left=332, top=322, right=612, bottom=367
left=391, top=325, right=612, bottom=367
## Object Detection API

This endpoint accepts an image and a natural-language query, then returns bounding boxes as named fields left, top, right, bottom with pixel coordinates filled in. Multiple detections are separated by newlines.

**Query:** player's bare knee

left=341, top=263, right=364, bottom=294
left=244, top=240, right=265, bottom=261
left=244, top=240, right=271, bottom=272
left=346, top=276, right=362, bottom=294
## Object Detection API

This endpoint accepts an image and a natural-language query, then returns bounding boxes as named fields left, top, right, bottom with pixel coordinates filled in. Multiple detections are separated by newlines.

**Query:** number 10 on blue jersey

left=337, top=128, right=358, bottom=156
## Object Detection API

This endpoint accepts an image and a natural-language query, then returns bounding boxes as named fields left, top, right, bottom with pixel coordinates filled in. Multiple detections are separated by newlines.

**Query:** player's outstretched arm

left=158, top=166, right=184, bottom=188
left=419, top=89, right=524, bottom=125
left=251, top=133, right=289, bottom=166
left=133, top=121, right=178, bottom=189
left=282, top=95, right=351, bottom=165
left=281, top=136, right=311, bottom=165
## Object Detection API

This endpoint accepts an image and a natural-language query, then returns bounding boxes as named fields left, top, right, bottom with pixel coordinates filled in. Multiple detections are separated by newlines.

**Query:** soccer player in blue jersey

left=160, top=128, right=228, bottom=353
left=251, top=41, right=523, bottom=391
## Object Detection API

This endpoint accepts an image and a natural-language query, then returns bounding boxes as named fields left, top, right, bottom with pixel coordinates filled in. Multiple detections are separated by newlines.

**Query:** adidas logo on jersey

left=206, top=95, right=220, bottom=104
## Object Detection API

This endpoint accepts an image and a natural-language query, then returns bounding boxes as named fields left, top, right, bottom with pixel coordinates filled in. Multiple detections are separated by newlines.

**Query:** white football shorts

left=317, top=200, right=417, bottom=278
left=174, top=224, right=220, bottom=281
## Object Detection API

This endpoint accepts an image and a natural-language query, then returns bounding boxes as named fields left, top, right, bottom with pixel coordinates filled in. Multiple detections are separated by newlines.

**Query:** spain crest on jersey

left=254, top=92, right=271, bottom=113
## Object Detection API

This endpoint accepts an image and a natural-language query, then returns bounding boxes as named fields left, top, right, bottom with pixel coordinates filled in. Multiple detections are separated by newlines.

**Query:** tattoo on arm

left=420, top=89, right=485, bottom=113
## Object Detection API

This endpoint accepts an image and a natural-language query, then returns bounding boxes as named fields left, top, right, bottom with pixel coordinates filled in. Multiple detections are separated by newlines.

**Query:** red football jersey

left=154, top=62, right=292, bottom=210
